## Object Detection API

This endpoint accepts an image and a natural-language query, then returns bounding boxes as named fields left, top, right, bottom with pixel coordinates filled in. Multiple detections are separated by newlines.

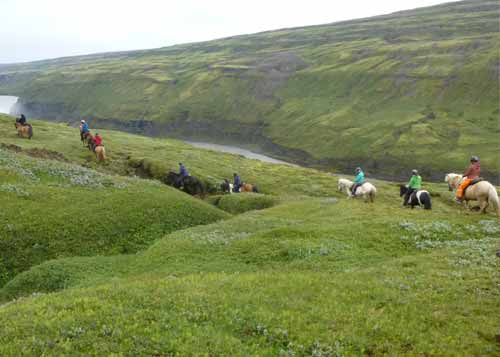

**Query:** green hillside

left=0, top=118, right=229, bottom=287
left=0, top=0, right=498, bottom=181
left=0, top=114, right=499, bottom=354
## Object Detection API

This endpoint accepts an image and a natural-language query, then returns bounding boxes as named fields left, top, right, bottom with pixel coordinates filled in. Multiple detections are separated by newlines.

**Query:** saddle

left=464, top=177, right=483, bottom=194
left=470, top=177, right=483, bottom=185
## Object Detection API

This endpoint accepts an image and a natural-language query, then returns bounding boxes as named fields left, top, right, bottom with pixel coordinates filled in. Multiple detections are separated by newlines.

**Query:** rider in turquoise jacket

left=351, top=167, right=365, bottom=196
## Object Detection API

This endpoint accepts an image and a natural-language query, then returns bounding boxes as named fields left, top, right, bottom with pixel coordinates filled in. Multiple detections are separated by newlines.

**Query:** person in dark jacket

left=18, top=114, right=27, bottom=126
left=233, top=173, right=242, bottom=193
left=179, top=163, right=189, bottom=178
left=178, top=163, right=189, bottom=187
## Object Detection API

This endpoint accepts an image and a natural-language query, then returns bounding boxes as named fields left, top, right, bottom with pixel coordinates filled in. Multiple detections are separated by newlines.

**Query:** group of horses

left=81, top=132, right=106, bottom=162
left=337, top=175, right=499, bottom=216
left=162, top=172, right=259, bottom=197
left=12, top=118, right=499, bottom=216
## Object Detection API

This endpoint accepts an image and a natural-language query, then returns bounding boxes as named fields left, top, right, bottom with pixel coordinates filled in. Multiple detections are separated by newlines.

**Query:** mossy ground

left=0, top=114, right=498, bottom=355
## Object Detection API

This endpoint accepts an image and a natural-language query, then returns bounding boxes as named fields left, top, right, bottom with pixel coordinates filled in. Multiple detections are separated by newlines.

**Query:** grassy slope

left=0, top=114, right=344, bottom=197
left=0, top=115, right=498, bottom=354
left=1, top=195, right=499, bottom=354
left=0, top=122, right=229, bottom=287
left=1, top=0, right=499, bottom=179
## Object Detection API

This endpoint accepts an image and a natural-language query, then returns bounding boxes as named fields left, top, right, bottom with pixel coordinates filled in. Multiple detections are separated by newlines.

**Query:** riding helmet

left=470, top=156, right=479, bottom=162
left=81, top=120, right=85, bottom=123
left=412, top=169, right=418, bottom=175
left=355, top=167, right=361, bottom=173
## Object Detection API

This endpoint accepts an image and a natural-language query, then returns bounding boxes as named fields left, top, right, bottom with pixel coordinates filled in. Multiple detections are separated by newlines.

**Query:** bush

left=214, top=193, right=278, bottom=214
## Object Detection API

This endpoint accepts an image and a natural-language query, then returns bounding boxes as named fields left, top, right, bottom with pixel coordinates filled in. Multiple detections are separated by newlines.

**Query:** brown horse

left=240, top=183, right=259, bottom=193
left=82, top=132, right=93, bottom=147
left=95, top=146, right=106, bottom=162
left=15, top=122, right=33, bottom=139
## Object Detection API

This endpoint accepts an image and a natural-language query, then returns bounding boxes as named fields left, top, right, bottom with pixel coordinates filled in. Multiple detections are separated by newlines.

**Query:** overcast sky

left=1, top=0, right=454, bottom=63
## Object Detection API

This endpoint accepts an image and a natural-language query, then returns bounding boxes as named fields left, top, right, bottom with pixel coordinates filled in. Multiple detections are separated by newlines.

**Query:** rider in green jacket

left=403, top=169, right=422, bottom=206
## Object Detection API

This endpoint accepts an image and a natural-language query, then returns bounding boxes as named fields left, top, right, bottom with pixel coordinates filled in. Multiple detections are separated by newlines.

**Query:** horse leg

left=478, top=199, right=488, bottom=214
left=463, top=200, right=471, bottom=212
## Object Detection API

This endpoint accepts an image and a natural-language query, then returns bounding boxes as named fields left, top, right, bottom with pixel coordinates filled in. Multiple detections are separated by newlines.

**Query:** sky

left=1, top=0, right=454, bottom=64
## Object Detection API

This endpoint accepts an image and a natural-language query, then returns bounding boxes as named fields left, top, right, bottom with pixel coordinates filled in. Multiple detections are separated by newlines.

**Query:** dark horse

left=220, top=179, right=233, bottom=194
left=163, top=171, right=205, bottom=197
left=400, top=185, right=432, bottom=210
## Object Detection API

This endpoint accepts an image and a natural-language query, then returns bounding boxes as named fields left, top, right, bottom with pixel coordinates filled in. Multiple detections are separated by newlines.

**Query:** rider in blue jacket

left=178, top=163, right=189, bottom=187
left=179, top=163, right=189, bottom=177
left=81, top=120, right=89, bottom=133
left=80, top=120, right=90, bottom=141
left=351, top=167, right=365, bottom=196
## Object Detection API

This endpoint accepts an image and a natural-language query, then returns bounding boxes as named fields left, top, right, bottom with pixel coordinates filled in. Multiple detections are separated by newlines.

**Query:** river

left=185, top=141, right=298, bottom=166
left=0, top=95, right=295, bottom=167
left=0, top=96, right=18, bottom=115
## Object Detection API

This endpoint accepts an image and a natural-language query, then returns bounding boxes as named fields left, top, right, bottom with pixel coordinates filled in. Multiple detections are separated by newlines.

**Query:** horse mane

left=445, top=173, right=461, bottom=182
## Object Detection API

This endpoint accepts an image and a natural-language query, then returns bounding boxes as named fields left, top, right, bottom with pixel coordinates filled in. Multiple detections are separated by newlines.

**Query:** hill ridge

left=0, top=0, right=498, bottom=181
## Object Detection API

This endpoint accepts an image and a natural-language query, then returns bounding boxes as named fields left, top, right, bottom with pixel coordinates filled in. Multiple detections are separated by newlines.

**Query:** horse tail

left=28, top=125, right=33, bottom=139
left=488, top=186, right=500, bottom=217
left=369, top=187, right=376, bottom=203
left=98, top=147, right=106, bottom=162
left=252, top=185, right=259, bottom=193
left=421, top=192, right=432, bottom=210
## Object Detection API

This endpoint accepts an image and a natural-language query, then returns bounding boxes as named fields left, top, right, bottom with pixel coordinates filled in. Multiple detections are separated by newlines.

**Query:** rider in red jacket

left=94, top=133, right=103, bottom=147
left=456, top=156, right=480, bottom=202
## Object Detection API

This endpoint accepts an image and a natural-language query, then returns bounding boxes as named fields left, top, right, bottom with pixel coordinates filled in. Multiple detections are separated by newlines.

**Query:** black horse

left=163, top=171, right=205, bottom=197
left=220, top=179, right=233, bottom=194
left=400, top=185, right=432, bottom=210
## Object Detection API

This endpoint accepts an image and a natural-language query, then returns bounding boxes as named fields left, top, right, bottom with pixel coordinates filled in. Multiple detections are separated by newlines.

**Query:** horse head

left=220, top=180, right=230, bottom=193
left=445, top=173, right=461, bottom=191
left=338, top=179, right=351, bottom=192
left=399, top=184, right=408, bottom=197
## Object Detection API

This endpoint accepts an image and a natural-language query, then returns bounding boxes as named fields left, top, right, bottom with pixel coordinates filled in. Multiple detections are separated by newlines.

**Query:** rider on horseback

left=89, top=133, right=103, bottom=152
left=233, top=173, right=242, bottom=193
left=456, top=156, right=480, bottom=203
left=80, top=120, right=89, bottom=141
left=17, top=114, right=27, bottom=126
left=94, top=133, right=103, bottom=147
left=403, top=169, right=422, bottom=206
left=179, top=163, right=189, bottom=187
left=351, top=167, right=365, bottom=197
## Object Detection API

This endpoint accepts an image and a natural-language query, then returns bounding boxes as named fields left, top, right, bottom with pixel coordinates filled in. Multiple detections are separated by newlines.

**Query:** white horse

left=338, top=178, right=376, bottom=202
left=445, top=173, right=500, bottom=216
